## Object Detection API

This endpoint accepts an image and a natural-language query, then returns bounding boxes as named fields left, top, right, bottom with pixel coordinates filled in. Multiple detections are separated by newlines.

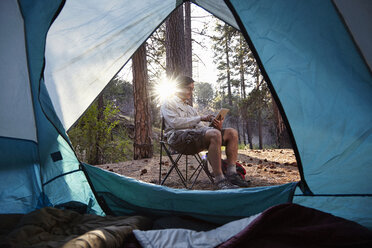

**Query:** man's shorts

left=167, top=127, right=225, bottom=155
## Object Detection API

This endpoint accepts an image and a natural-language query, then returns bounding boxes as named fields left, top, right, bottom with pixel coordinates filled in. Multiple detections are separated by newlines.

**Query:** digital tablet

left=209, top=108, right=229, bottom=126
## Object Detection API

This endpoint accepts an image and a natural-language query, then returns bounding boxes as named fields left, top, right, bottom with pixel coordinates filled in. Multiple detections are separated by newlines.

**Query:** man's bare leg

left=204, top=129, right=224, bottom=180
left=222, top=128, right=250, bottom=187
left=223, top=128, right=239, bottom=167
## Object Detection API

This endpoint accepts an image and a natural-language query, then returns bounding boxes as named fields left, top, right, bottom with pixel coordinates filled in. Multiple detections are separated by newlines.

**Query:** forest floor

left=96, top=149, right=300, bottom=190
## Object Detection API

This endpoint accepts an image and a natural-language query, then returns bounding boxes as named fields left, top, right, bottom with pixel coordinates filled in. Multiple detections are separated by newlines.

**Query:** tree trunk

left=132, top=43, right=153, bottom=159
left=246, top=119, right=253, bottom=149
left=166, top=5, right=185, bottom=77
left=242, top=120, right=247, bottom=145
left=272, top=97, right=291, bottom=148
left=225, top=28, right=233, bottom=106
left=258, top=110, right=263, bottom=149
left=239, top=36, right=246, bottom=99
left=184, top=2, right=192, bottom=78
left=236, top=117, right=241, bottom=144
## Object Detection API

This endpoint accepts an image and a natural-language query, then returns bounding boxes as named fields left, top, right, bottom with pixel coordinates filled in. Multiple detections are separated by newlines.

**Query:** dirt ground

left=95, top=149, right=300, bottom=190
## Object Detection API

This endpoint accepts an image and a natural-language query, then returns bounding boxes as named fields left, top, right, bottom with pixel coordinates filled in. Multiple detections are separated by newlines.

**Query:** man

left=160, top=75, right=250, bottom=189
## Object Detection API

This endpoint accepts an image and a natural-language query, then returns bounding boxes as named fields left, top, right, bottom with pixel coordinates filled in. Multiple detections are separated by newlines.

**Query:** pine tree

left=184, top=2, right=192, bottom=78
left=212, top=22, right=238, bottom=106
left=166, top=5, right=186, bottom=77
left=132, top=43, right=153, bottom=159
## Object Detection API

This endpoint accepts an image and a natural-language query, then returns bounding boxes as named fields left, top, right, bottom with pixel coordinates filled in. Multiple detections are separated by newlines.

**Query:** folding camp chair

left=159, top=117, right=214, bottom=189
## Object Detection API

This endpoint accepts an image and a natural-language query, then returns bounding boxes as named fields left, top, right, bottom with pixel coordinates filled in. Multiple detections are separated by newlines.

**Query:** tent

left=1, top=0, right=371, bottom=236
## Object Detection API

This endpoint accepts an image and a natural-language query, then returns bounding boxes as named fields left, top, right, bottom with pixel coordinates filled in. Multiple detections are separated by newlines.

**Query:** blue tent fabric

left=228, top=0, right=372, bottom=227
left=83, top=164, right=297, bottom=224
left=0, top=0, right=371, bottom=232
left=0, top=0, right=103, bottom=215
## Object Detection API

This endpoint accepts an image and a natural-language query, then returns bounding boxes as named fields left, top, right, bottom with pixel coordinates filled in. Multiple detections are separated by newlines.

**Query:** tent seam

left=17, top=0, right=44, bottom=198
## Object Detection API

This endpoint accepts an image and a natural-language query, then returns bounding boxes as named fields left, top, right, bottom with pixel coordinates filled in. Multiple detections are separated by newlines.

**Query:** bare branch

left=147, top=54, right=166, bottom=70
left=191, top=30, right=215, bottom=39
left=193, top=53, right=206, bottom=67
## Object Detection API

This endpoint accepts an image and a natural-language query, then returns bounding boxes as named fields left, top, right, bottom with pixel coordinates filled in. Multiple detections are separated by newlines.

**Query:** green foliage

left=105, top=77, right=134, bottom=113
left=240, top=81, right=272, bottom=120
left=68, top=97, right=133, bottom=164
left=194, top=82, right=214, bottom=108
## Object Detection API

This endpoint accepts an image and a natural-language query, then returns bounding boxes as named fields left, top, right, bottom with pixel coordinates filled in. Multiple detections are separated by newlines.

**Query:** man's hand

left=211, top=116, right=224, bottom=131
left=201, top=115, right=214, bottom=122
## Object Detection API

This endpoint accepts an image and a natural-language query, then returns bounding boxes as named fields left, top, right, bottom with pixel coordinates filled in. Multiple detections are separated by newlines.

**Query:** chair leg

left=190, top=160, right=205, bottom=189
left=161, top=147, right=187, bottom=188
left=187, top=154, right=215, bottom=189
left=195, top=154, right=215, bottom=183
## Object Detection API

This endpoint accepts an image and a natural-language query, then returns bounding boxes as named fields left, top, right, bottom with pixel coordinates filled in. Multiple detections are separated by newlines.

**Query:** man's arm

left=160, top=102, right=199, bottom=129
left=161, top=101, right=213, bottom=129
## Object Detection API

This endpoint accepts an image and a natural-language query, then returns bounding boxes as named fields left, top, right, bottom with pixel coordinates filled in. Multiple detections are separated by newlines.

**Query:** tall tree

left=212, top=22, right=237, bottom=106
left=272, top=98, right=292, bottom=148
left=239, top=101, right=254, bottom=149
left=184, top=2, right=192, bottom=78
left=232, top=34, right=255, bottom=99
left=132, top=44, right=153, bottom=159
left=166, top=5, right=186, bottom=77
left=232, top=33, right=255, bottom=148
left=194, top=82, right=214, bottom=107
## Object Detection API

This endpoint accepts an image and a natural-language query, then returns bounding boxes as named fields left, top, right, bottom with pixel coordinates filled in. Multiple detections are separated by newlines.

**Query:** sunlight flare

left=153, top=76, right=180, bottom=104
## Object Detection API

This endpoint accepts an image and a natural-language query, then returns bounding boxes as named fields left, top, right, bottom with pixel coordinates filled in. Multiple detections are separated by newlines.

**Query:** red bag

left=221, top=159, right=246, bottom=179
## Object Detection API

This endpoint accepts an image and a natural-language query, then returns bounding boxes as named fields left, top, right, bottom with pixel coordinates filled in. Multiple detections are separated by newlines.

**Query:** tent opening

left=66, top=3, right=301, bottom=191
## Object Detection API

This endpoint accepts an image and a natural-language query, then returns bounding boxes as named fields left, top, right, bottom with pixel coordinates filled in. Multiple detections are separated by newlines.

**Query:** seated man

left=160, top=75, right=250, bottom=189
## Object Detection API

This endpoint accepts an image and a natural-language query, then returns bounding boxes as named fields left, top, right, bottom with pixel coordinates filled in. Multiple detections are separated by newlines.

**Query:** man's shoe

left=226, top=173, right=250, bottom=187
left=215, top=179, right=239, bottom=190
